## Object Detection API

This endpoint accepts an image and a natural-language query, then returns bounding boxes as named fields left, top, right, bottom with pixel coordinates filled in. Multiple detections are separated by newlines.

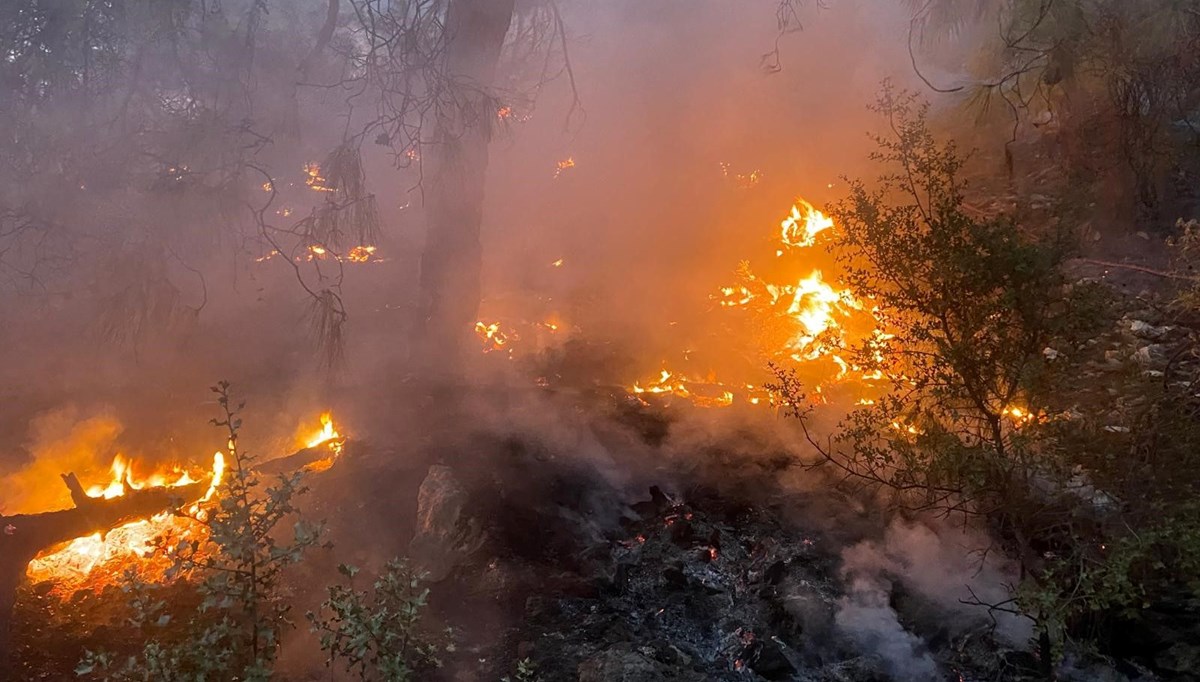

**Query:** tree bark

left=411, top=0, right=516, bottom=370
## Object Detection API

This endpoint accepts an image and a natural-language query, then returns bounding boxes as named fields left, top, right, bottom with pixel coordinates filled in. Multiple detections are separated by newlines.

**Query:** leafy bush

left=774, top=85, right=1200, bottom=666
left=307, top=558, right=453, bottom=681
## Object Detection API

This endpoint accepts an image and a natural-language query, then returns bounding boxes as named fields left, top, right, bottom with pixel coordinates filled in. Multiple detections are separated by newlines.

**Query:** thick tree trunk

left=411, top=0, right=516, bottom=370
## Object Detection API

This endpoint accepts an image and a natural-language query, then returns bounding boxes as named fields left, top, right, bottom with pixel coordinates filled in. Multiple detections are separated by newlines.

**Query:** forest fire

left=625, top=198, right=880, bottom=407
left=25, top=451, right=225, bottom=592
left=5, top=1, right=1199, bottom=679
left=22, top=412, right=343, bottom=593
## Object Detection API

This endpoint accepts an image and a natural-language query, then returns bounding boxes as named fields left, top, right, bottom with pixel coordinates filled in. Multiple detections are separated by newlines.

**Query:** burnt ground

left=286, top=389, right=1062, bottom=682
left=6, top=386, right=1183, bottom=681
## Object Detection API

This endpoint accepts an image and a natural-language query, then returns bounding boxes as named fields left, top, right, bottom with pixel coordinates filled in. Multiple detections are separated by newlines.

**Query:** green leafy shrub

left=774, top=85, right=1200, bottom=665
left=307, top=558, right=454, bottom=681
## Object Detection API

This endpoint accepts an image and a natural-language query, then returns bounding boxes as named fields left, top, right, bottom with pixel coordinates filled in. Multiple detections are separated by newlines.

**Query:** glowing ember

left=347, top=245, right=377, bottom=263
left=554, top=156, right=576, bottom=178
left=298, top=244, right=380, bottom=263
left=304, top=162, right=335, bottom=192
left=1002, top=405, right=1039, bottom=427
left=475, top=321, right=515, bottom=354
left=630, top=369, right=775, bottom=408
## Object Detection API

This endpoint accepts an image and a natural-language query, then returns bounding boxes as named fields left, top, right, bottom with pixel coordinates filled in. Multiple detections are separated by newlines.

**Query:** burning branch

left=0, top=473, right=211, bottom=660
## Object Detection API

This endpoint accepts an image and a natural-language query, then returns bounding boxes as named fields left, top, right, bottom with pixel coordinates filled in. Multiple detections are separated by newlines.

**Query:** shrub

left=307, top=558, right=454, bottom=681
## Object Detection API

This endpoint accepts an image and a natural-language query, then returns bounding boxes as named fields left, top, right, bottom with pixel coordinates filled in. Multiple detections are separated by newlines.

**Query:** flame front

left=28, top=414, right=338, bottom=592
left=26, top=451, right=228, bottom=592
left=628, top=195, right=883, bottom=407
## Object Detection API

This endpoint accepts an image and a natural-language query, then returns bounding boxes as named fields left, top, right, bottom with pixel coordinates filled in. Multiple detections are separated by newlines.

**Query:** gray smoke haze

left=834, top=519, right=1033, bottom=679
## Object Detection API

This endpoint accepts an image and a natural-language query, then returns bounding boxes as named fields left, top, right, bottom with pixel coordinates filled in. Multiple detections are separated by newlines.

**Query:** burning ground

left=1, top=385, right=1039, bottom=681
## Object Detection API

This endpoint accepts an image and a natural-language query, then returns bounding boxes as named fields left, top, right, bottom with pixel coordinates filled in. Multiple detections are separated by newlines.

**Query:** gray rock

left=1134, top=344, right=1168, bottom=367
left=408, top=465, right=485, bottom=581
left=1129, top=320, right=1173, bottom=341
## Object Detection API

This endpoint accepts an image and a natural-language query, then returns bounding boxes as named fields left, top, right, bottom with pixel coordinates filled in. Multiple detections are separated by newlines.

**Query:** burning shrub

left=75, top=382, right=325, bottom=681
left=788, top=83, right=1098, bottom=522
left=772, top=84, right=1200, bottom=667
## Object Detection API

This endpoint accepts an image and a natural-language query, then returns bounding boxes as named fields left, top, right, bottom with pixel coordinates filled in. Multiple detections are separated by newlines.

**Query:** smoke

left=833, top=519, right=1033, bottom=679
left=0, top=408, right=122, bottom=515
left=835, top=573, right=941, bottom=681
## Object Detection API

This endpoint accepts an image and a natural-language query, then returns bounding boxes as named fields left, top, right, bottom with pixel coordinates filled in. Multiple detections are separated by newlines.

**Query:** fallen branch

left=1069, top=258, right=1196, bottom=281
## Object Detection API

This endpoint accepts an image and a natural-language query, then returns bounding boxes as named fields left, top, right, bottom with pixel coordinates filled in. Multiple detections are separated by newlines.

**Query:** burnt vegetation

left=0, top=1, right=1199, bottom=681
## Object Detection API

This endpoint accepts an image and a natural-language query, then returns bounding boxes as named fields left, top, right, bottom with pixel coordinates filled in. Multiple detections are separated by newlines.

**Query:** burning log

left=0, top=412, right=346, bottom=664
left=0, top=476, right=208, bottom=661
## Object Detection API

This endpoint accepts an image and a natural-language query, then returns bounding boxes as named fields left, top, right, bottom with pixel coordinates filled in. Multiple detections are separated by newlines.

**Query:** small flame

left=347, top=245, right=377, bottom=263
left=475, top=321, right=515, bottom=354
left=304, top=163, right=335, bottom=192
left=305, top=413, right=342, bottom=450
left=780, top=199, right=834, bottom=249
left=554, top=157, right=576, bottom=178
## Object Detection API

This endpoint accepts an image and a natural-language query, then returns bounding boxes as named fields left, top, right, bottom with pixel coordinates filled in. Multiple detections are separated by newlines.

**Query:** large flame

left=779, top=199, right=834, bottom=250
left=629, top=197, right=883, bottom=407
left=26, top=451, right=227, bottom=592
left=27, top=413, right=337, bottom=592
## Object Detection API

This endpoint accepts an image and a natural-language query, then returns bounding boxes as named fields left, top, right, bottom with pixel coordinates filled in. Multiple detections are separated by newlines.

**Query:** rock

left=1057, top=653, right=1130, bottom=682
left=747, top=637, right=798, bottom=680
left=1156, top=641, right=1200, bottom=674
left=1134, top=344, right=1168, bottom=367
left=577, top=644, right=682, bottom=682
left=408, top=465, right=485, bottom=582
left=1129, top=320, right=1173, bottom=341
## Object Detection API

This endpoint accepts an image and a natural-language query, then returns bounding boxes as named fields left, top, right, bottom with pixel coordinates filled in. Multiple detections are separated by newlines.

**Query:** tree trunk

left=411, top=0, right=516, bottom=370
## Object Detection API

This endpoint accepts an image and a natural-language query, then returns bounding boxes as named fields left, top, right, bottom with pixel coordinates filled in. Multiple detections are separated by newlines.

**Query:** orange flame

left=26, top=451, right=228, bottom=592
left=305, top=412, right=342, bottom=451
left=779, top=199, right=834, bottom=249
